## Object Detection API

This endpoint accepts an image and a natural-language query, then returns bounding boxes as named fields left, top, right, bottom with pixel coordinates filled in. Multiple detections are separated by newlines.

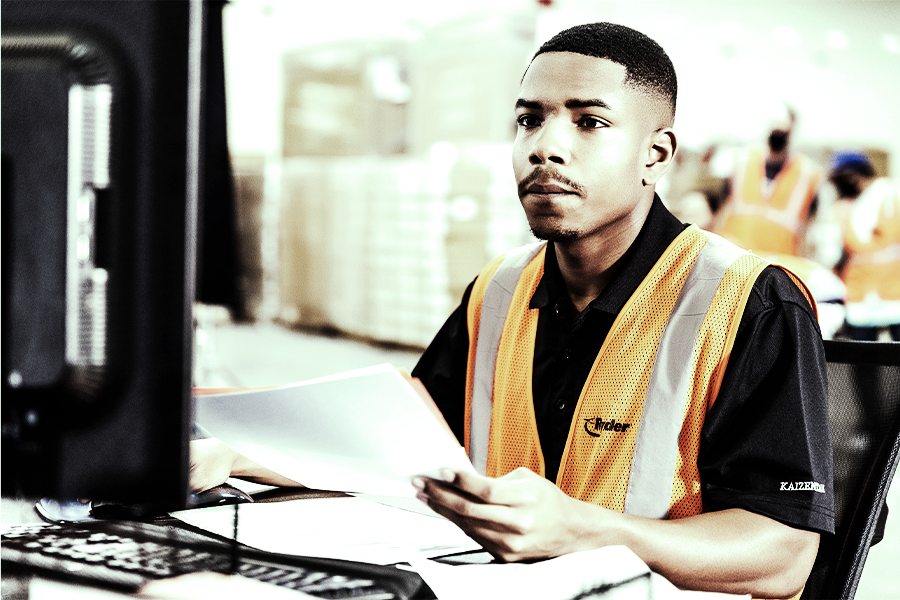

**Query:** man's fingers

left=441, top=469, right=514, bottom=506
left=422, top=488, right=515, bottom=537
left=441, top=467, right=536, bottom=506
left=418, top=478, right=517, bottom=532
left=188, top=438, right=233, bottom=492
left=441, top=469, right=503, bottom=503
left=419, top=496, right=528, bottom=562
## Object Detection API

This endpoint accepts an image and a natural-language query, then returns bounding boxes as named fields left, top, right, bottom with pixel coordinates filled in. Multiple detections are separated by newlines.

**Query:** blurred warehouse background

left=190, top=6, right=900, bottom=596
left=199, top=0, right=900, bottom=355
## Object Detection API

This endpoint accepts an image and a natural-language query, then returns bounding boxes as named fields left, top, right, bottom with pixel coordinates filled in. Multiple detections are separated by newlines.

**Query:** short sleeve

left=411, top=281, right=474, bottom=446
left=698, top=266, right=835, bottom=534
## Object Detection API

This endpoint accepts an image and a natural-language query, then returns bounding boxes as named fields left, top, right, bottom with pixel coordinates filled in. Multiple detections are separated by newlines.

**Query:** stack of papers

left=171, top=496, right=482, bottom=565
left=193, top=364, right=474, bottom=497
left=411, top=546, right=650, bottom=600
left=410, top=547, right=749, bottom=600
left=185, top=364, right=483, bottom=564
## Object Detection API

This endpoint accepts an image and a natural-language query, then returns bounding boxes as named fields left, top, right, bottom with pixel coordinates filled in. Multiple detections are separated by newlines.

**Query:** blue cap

left=830, top=150, right=872, bottom=173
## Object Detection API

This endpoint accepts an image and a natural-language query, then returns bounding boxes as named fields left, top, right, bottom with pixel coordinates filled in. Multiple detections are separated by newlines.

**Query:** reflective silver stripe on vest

left=623, top=234, right=747, bottom=519
left=470, top=242, right=546, bottom=474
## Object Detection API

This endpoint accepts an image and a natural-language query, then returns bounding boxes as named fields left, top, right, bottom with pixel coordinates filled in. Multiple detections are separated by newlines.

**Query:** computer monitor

left=1, top=0, right=205, bottom=509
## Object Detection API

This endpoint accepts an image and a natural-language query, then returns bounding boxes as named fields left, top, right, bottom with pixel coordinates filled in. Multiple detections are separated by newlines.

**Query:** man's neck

left=553, top=195, right=654, bottom=313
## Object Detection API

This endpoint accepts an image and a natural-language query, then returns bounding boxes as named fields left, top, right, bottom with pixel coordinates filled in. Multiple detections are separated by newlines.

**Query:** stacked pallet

left=278, top=145, right=532, bottom=348
left=276, top=15, right=537, bottom=347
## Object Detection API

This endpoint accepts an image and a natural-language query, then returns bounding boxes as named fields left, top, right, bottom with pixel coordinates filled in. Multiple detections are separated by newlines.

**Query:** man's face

left=830, top=171, right=863, bottom=199
left=765, top=104, right=793, bottom=153
left=513, top=52, right=659, bottom=243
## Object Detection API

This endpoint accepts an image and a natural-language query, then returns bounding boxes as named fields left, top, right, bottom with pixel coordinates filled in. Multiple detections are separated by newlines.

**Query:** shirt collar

left=530, top=194, right=688, bottom=315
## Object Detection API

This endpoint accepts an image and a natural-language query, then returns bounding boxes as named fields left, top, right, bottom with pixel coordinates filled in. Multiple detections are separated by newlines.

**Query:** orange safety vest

left=463, top=226, right=815, bottom=521
left=837, top=178, right=900, bottom=326
left=718, top=148, right=821, bottom=256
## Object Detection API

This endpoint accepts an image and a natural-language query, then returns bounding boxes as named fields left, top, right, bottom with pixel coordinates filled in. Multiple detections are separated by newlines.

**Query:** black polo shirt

left=412, top=195, right=835, bottom=535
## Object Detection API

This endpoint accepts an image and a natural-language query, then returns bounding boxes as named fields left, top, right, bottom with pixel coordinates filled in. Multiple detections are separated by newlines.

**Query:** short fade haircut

left=532, top=22, right=677, bottom=119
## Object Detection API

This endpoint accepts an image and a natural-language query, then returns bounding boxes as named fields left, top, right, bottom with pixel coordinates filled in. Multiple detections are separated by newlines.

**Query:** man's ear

left=642, top=128, right=677, bottom=187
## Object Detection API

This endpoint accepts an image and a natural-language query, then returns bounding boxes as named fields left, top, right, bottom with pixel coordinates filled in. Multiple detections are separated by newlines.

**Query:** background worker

left=830, top=151, right=900, bottom=341
left=191, top=22, right=833, bottom=599
left=714, top=103, right=822, bottom=256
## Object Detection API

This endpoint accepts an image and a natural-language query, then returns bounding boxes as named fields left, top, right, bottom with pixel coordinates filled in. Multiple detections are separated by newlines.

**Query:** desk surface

left=2, top=494, right=746, bottom=600
left=1, top=491, right=437, bottom=600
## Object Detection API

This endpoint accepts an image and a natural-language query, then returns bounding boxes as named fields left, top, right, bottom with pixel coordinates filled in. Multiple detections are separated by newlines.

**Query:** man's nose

left=529, top=118, right=571, bottom=166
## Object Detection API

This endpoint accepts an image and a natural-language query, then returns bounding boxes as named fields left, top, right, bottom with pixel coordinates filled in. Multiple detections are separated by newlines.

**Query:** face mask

left=831, top=175, right=861, bottom=199
left=768, top=131, right=789, bottom=153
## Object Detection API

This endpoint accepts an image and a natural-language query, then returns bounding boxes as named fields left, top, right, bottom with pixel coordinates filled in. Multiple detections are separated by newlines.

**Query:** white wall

left=224, top=0, right=900, bottom=173
left=538, top=0, right=900, bottom=173
left=222, top=0, right=529, bottom=157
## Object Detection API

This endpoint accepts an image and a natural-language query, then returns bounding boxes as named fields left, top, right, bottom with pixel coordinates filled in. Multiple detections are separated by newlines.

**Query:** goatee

left=528, top=223, right=580, bottom=243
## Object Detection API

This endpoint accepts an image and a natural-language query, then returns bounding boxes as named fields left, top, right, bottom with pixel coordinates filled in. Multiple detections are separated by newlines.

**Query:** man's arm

left=411, top=281, right=476, bottom=445
left=415, top=467, right=818, bottom=599
left=189, top=438, right=303, bottom=492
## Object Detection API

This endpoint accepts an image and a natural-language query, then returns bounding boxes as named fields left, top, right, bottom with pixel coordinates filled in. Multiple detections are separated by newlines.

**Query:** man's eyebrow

left=564, top=98, right=612, bottom=110
left=514, top=98, right=613, bottom=111
left=515, top=99, right=543, bottom=110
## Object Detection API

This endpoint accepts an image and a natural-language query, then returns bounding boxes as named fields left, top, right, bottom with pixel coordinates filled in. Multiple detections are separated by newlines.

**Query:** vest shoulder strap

left=624, top=232, right=749, bottom=518
left=469, top=242, right=546, bottom=474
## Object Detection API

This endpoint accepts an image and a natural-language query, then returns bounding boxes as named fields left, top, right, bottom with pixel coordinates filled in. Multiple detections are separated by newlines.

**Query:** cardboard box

left=408, top=14, right=536, bottom=155
left=276, top=144, right=531, bottom=348
left=282, top=41, right=409, bottom=157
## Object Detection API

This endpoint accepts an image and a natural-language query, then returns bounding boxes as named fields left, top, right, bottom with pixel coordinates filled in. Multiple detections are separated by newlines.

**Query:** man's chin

left=529, top=225, right=580, bottom=243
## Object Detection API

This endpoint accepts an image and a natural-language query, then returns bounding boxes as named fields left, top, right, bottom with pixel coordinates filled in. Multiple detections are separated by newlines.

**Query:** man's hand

left=190, top=438, right=304, bottom=492
left=413, top=467, right=818, bottom=597
left=413, top=467, right=611, bottom=562
left=189, top=438, right=240, bottom=492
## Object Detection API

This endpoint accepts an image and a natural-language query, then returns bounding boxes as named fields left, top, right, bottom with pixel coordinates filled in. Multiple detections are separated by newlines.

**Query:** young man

left=192, top=22, right=833, bottom=598
left=408, top=23, right=832, bottom=598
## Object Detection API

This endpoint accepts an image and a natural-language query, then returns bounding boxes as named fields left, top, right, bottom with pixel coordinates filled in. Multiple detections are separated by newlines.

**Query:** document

left=409, top=547, right=750, bottom=600
left=194, top=364, right=474, bottom=498
left=170, top=496, right=482, bottom=565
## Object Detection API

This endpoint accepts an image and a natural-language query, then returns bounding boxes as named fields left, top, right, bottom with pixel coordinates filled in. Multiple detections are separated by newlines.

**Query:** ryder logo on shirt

left=584, top=417, right=632, bottom=437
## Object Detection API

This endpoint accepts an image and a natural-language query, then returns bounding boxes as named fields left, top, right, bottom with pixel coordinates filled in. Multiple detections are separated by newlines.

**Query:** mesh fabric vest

left=463, top=226, right=815, bottom=520
left=719, top=148, right=821, bottom=256
left=838, top=179, right=900, bottom=305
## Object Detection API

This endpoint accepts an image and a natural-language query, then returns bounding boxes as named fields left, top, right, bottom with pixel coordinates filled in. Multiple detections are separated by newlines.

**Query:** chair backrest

left=801, top=340, right=900, bottom=600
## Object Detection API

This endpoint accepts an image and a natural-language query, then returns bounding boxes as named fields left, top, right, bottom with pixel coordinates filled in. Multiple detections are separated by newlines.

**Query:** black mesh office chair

left=801, top=340, right=900, bottom=600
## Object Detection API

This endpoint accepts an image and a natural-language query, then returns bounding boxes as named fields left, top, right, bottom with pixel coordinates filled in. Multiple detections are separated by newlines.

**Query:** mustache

left=517, top=167, right=584, bottom=199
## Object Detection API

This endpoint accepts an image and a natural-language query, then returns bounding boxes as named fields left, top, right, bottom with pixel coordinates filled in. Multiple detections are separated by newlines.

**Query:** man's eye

left=578, top=116, right=606, bottom=129
left=516, top=114, right=541, bottom=128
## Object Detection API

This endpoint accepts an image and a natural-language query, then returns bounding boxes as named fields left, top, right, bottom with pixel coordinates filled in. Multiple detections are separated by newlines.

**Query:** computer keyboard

left=1, top=520, right=428, bottom=599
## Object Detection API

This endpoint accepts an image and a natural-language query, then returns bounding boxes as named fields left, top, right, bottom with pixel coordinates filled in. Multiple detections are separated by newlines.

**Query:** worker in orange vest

left=715, top=104, right=822, bottom=256
left=830, top=151, right=900, bottom=341
left=676, top=191, right=846, bottom=338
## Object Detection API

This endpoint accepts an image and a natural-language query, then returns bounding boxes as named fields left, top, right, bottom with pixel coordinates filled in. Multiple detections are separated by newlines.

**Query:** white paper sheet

left=409, top=546, right=651, bottom=600
left=350, top=492, right=443, bottom=518
left=194, top=364, right=474, bottom=498
left=170, top=496, right=482, bottom=565
left=409, top=547, right=750, bottom=600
